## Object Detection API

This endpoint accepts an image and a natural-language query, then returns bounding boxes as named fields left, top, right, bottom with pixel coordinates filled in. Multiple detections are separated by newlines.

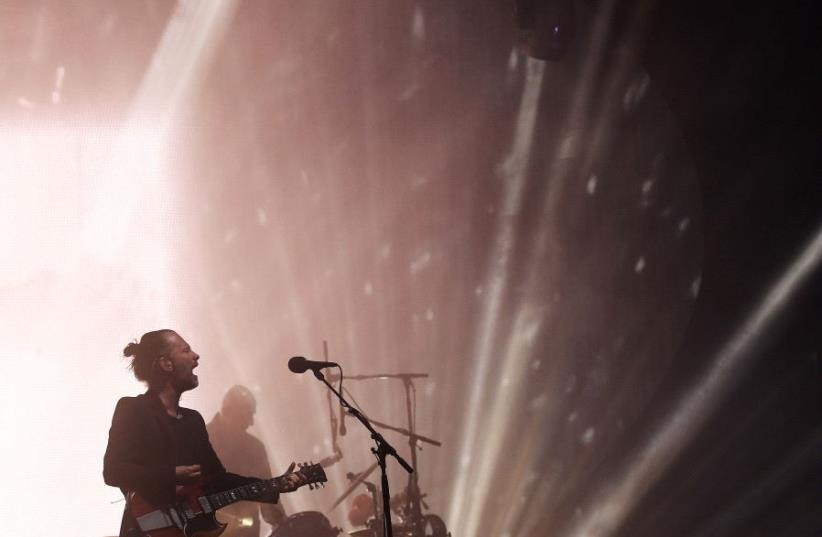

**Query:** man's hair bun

left=123, top=341, right=140, bottom=358
left=122, top=329, right=175, bottom=385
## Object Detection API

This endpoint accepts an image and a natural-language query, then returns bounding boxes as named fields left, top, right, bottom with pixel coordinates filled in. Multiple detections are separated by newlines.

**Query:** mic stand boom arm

left=366, top=418, right=442, bottom=447
left=311, top=369, right=414, bottom=537
left=336, top=384, right=442, bottom=447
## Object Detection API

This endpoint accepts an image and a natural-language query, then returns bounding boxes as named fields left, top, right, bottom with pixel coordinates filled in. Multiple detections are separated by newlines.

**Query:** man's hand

left=279, top=462, right=309, bottom=493
left=175, top=464, right=202, bottom=482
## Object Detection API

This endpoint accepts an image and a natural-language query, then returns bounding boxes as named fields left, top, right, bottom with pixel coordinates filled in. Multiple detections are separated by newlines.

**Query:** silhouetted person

left=103, top=329, right=302, bottom=537
left=207, top=385, right=288, bottom=537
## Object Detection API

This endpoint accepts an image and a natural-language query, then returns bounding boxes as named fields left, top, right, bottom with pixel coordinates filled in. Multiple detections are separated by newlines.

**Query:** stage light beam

left=446, top=57, right=544, bottom=537
left=562, top=224, right=822, bottom=537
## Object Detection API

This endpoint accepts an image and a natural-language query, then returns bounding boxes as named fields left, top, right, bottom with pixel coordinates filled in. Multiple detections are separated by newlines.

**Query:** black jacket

left=103, top=392, right=276, bottom=537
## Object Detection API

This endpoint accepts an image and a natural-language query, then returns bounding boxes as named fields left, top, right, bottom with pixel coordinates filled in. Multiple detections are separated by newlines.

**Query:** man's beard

left=173, top=370, right=198, bottom=391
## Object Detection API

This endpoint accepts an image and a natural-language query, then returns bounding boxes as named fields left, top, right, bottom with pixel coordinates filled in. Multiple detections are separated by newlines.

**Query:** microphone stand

left=333, top=371, right=439, bottom=536
left=310, top=368, right=414, bottom=537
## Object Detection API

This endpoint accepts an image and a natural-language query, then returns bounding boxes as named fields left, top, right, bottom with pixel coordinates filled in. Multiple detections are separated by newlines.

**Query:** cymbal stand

left=401, top=375, right=424, bottom=536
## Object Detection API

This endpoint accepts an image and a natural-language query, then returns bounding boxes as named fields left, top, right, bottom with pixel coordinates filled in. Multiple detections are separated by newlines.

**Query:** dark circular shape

left=421, top=514, right=449, bottom=537
left=271, top=511, right=339, bottom=537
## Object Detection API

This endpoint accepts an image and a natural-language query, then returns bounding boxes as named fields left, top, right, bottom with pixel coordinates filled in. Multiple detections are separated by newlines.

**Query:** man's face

left=222, top=387, right=256, bottom=431
left=164, top=332, right=200, bottom=392
left=224, top=403, right=255, bottom=431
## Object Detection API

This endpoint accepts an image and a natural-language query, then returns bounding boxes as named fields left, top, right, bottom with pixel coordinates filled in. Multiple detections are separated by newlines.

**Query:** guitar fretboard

left=204, top=475, right=289, bottom=511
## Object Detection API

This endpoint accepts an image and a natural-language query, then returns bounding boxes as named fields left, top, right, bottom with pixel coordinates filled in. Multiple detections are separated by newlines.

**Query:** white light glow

left=0, top=2, right=243, bottom=535
left=0, top=120, right=176, bottom=537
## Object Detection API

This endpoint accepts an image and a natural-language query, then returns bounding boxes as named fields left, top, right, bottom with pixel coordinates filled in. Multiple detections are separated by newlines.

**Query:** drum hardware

left=327, top=371, right=452, bottom=537
left=329, top=462, right=380, bottom=512
left=302, top=363, right=414, bottom=537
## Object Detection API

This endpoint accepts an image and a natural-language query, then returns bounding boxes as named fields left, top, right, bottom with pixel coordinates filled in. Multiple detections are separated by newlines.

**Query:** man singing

left=103, top=329, right=303, bottom=537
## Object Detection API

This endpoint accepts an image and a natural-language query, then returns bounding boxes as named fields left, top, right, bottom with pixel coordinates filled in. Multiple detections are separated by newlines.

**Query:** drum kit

left=271, top=348, right=451, bottom=537
left=270, top=507, right=449, bottom=537
left=326, top=462, right=449, bottom=537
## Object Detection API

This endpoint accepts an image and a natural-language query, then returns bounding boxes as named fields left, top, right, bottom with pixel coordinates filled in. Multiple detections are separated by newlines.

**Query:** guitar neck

left=204, top=475, right=290, bottom=511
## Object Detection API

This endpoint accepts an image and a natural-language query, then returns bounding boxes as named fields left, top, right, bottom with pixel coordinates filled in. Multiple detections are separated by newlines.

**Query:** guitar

left=127, top=462, right=327, bottom=537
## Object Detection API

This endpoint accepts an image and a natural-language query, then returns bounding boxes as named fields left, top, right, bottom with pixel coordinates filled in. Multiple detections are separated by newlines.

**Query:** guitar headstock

left=296, top=461, right=328, bottom=490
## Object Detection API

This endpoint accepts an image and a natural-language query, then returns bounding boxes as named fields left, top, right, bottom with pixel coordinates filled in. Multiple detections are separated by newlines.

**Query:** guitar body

left=126, top=463, right=326, bottom=537
left=128, top=482, right=227, bottom=537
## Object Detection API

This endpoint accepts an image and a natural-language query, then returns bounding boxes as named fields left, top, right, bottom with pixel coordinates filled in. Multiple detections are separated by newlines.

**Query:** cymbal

left=328, top=461, right=379, bottom=512
left=348, top=530, right=375, bottom=537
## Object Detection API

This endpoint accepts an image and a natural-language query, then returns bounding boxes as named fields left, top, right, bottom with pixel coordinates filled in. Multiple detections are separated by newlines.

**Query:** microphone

left=288, top=356, right=338, bottom=374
